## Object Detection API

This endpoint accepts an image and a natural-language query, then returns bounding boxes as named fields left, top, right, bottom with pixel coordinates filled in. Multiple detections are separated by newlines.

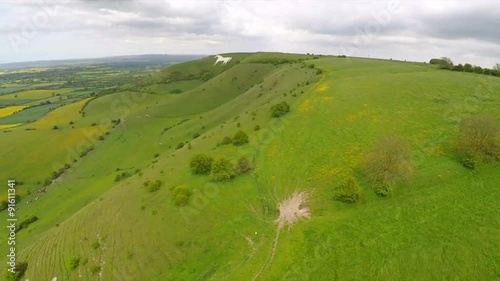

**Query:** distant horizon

left=1, top=1, right=499, bottom=69
left=1, top=52, right=497, bottom=71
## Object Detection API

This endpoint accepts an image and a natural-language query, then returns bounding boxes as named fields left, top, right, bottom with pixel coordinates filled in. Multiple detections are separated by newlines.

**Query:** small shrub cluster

left=66, top=257, right=80, bottom=271
left=334, top=178, right=361, bottom=203
left=190, top=154, right=214, bottom=175
left=176, top=142, right=185, bottom=149
left=91, top=265, right=101, bottom=275
left=79, top=146, right=94, bottom=158
left=4, top=261, right=27, bottom=281
left=271, top=101, right=290, bottom=117
left=211, top=158, right=235, bottom=181
left=1, top=195, right=21, bottom=212
left=143, top=180, right=162, bottom=192
left=114, top=171, right=132, bottom=182
left=162, top=119, right=190, bottom=134
left=16, top=216, right=39, bottom=233
left=233, top=130, right=249, bottom=146
left=173, top=185, right=193, bottom=207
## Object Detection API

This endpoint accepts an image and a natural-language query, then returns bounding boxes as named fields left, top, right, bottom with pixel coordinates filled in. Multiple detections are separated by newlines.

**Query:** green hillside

left=0, top=53, right=499, bottom=280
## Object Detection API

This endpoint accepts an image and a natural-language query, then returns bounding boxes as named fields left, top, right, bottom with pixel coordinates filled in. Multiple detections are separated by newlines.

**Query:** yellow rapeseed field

left=0, top=105, right=28, bottom=117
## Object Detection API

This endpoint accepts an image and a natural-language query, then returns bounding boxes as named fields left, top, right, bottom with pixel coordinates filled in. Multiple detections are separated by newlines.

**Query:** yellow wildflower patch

left=0, top=106, right=28, bottom=117
left=31, top=98, right=91, bottom=129
left=0, top=123, right=22, bottom=130
left=315, top=84, right=329, bottom=93
left=322, top=97, right=333, bottom=102
left=298, top=99, right=313, bottom=114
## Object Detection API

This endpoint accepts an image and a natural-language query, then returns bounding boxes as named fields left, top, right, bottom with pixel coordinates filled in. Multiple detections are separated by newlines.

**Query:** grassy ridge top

left=0, top=53, right=499, bottom=280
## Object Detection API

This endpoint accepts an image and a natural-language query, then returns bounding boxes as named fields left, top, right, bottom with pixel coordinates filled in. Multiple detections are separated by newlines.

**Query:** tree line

left=430, top=57, right=500, bottom=77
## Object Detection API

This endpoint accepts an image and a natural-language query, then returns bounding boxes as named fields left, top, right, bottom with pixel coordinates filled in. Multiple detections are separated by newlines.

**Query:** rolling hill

left=0, top=53, right=499, bottom=280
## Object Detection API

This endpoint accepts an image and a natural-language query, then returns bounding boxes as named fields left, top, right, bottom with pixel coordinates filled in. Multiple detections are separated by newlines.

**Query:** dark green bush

left=190, top=154, right=214, bottom=175
left=143, top=180, right=162, bottom=192
left=193, top=132, right=200, bottom=139
left=4, top=261, right=28, bottom=281
left=211, top=158, right=235, bottom=181
left=66, top=256, right=80, bottom=271
left=91, top=265, right=101, bottom=275
left=271, top=101, right=290, bottom=117
left=233, top=130, right=249, bottom=146
left=374, top=184, right=393, bottom=197
left=114, top=172, right=132, bottom=182
left=176, top=142, right=185, bottom=149
left=334, top=178, right=361, bottom=202
left=254, top=125, right=260, bottom=131
left=16, top=216, right=38, bottom=233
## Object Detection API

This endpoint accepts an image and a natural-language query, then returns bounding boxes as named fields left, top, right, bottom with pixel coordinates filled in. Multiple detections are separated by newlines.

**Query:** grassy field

left=0, top=53, right=498, bottom=280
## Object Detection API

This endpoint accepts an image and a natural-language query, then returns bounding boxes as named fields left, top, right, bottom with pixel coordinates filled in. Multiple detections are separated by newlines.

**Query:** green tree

left=453, top=63, right=464, bottom=71
left=493, top=63, right=500, bottom=76
left=334, top=178, right=361, bottom=203
left=190, top=154, right=214, bottom=175
left=473, top=66, right=483, bottom=74
left=233, top=130, right=249, bottom=146
left=211, top=158, right=235, bottom=181
left=271, top=101, right=290, bottom=117
left=463, top=63, right=474, bottom=73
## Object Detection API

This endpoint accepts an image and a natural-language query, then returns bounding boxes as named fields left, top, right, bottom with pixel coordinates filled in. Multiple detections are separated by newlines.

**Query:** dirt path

left=252, top=192, right=309, bottom=281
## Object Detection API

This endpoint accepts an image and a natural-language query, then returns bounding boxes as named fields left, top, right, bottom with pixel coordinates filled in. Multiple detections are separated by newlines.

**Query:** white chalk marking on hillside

left=252, top=192, right=310, bottom=281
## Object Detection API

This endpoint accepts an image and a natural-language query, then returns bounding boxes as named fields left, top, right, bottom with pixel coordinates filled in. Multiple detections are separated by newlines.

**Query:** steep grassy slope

left=1, top=54, right=499, bottom=280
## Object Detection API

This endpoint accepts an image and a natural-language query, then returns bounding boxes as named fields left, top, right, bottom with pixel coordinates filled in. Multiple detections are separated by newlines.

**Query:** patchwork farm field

left=0, top=53, right=499, bottom=280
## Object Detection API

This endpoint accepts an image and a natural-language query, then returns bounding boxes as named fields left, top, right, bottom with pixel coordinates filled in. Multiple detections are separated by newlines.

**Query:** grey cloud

left=417, top=7, right=500, bottom=44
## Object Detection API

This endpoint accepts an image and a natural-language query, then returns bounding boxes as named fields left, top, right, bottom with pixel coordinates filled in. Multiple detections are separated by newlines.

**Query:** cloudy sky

left=0, top=0, right=499, bottom=67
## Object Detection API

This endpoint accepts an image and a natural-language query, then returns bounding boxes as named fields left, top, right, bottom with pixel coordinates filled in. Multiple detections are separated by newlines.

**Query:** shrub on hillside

left=190, top=154, right=214, bottom=175
left=457, top=115, right=499, bottom=169
left=271, top=101, right=290, bottom=117
left=211, top=158, right=235, bottom=181
left=233, top=130, right=249, bottom=146
left=143, top=180, right=162, bottom=192
left=176, top=142, right=185, bottom=149
left=16, top=216, right=38, bottom=233
left=114, top=172, right=132, bottom=182
left=219, top=136, right=232, bottom=146
left=236, top=157, right=252, bottom=174
left=363, top=135, right=413, bottom=196
left=173, top=185, right=193, bottom=207
left=65, top=256, right=80, bottom=271
left=334, top=178, right=361, bottom=202
left=4, top=261, right=27, bottom=281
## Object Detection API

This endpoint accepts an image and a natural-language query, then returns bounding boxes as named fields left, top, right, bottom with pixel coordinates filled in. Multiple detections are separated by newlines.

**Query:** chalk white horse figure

left=213, top=54, right=232, bottom=66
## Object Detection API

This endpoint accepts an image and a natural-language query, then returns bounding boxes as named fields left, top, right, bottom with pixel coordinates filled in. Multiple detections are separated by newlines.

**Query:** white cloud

left=0, top=0, right=499, bottom=68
